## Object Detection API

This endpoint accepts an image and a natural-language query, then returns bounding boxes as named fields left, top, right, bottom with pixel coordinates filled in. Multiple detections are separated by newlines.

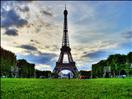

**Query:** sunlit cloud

left=35, top=64, right=52, bottom=71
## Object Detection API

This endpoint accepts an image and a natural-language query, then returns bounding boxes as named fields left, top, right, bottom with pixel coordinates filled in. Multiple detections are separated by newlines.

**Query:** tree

left=0, top=47, right=16, bottom=77
left=17, top=59, right=35, bottom=78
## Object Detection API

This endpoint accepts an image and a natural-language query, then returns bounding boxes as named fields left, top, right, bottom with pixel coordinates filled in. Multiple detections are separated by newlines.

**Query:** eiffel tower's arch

left=58, top=70, right=74, bottom=78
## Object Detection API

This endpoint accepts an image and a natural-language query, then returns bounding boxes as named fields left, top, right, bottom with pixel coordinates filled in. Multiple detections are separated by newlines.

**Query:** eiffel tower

left=53, top=6, right=78, bottom=77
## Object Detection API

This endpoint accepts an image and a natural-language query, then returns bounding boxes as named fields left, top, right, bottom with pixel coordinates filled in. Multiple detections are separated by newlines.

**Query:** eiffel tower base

left=53, top=62, right=78, bottom=78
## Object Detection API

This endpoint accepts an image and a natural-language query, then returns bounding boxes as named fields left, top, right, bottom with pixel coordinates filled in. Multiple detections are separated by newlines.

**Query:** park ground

left=1, top=78, right=132, bottom=99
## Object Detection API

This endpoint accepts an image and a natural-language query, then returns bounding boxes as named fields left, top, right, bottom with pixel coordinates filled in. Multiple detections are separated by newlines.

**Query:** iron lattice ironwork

left=53, top=6, right=78, bottom=77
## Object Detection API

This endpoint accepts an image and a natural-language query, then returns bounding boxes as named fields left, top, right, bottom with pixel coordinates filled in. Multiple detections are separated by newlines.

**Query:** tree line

left=0, top=47, right=35, bottom=78
left=92, top=52, right=132, bottom=78
left=0, top=47, right=53, bottom=78
left=1, top=47, right=132, bottom=78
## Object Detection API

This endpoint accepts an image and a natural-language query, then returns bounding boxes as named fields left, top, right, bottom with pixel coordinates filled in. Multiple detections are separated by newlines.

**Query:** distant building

left=130, top=64, right=132, bottom=68
left=11, top=66, right=19, bottom=78
left=35, top=70, right=51, bottom=78
left=79, top=70, right=92, bottom=79
left=103, top=66, right=111, bottom=78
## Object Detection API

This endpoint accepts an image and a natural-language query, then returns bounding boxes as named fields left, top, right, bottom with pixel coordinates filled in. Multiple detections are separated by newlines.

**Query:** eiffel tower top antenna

left=62, top=4, right=69, bottom=47
left=65, top=4, right=66, bottom=10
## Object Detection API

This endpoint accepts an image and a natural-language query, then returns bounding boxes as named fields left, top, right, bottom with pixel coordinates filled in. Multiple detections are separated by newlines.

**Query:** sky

left=1, top=1, right=132, bottom=71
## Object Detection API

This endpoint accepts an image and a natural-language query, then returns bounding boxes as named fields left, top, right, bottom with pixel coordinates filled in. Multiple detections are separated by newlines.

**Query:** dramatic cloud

left=31, top=53, right=57, bottom=64
left=82, top=50, right=108, bottom=59
left=5, top=29, right=18, bottom=36
left=30, top=39, right=40, bottom=44
left=122, top=31, right=132, bottom=39
left=17, top=52, right=57, bottom=65
left=1, top=9, right=28, bottom=28
left=19, top=45, right=37, bottom=51
left=18, top=6, right=30, bottom=12
left=40, top=10, right=53, bottom=16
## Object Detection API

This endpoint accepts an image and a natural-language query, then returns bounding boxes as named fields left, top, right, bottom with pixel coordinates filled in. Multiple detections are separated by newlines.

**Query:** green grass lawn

left=1, top=78, right=132, bottom=99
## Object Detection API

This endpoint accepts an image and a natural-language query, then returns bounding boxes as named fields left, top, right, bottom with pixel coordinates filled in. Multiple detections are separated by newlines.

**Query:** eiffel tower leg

left=58, top=52, right=65, bottom=63
left=60, top=52, right=64, bottom=62
left=68, top=52, right=73, bottom=62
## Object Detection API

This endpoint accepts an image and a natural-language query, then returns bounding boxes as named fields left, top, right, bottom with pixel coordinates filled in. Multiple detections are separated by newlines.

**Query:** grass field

left=1, top=78, right=132, bottom=99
